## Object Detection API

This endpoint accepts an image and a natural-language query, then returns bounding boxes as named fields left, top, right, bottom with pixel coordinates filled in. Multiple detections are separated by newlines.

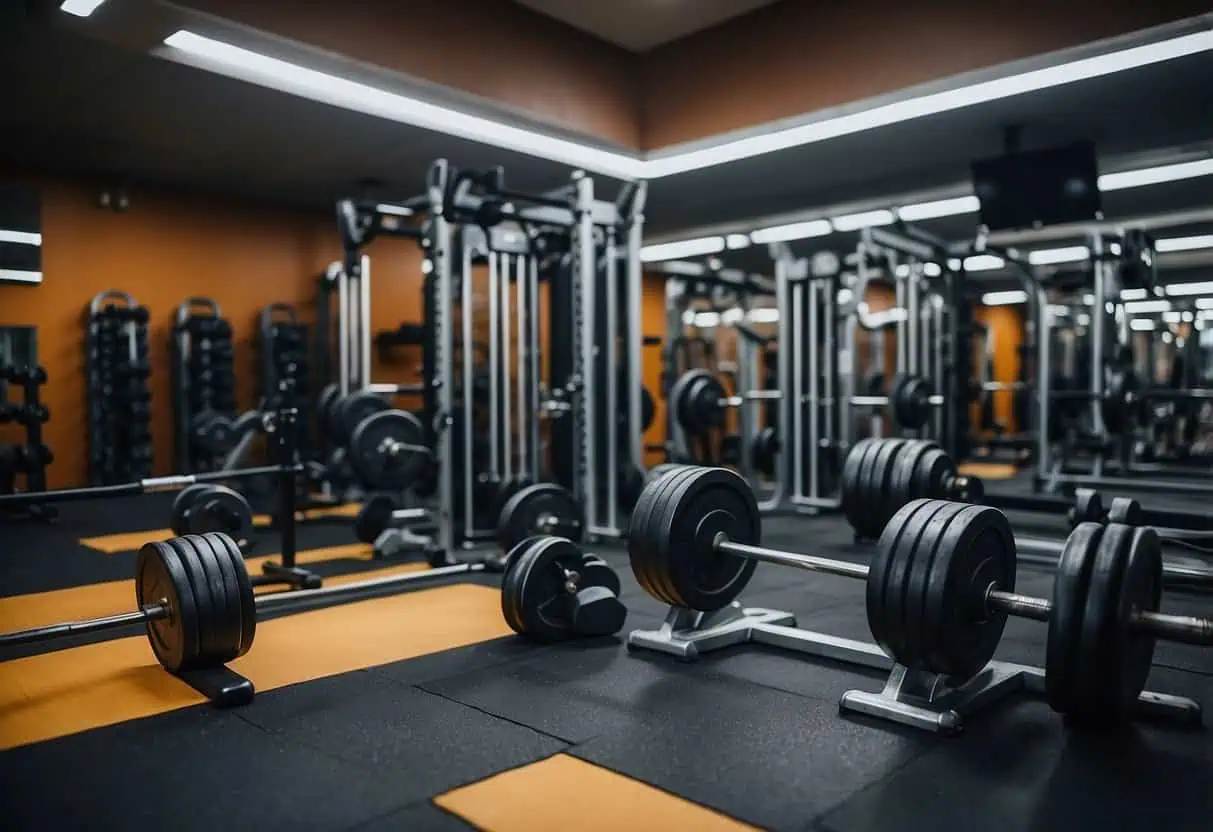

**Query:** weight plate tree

left=626, top=466, right=1213, bottom=725
left=0, top=531, right=503, bottom=705
left=172, top=297, right=238, bottom=474
left=258, top=303, right=311, bottom=455
left=86, top=291, right=153, bottom=484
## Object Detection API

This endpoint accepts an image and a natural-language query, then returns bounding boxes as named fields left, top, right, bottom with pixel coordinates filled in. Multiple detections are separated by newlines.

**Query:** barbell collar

left=714, top=535, right=869, bottom=581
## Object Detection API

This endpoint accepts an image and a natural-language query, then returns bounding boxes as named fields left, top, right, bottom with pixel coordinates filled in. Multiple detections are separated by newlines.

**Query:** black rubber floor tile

left=570, top=683, right=938, bottom=832
left=0, top=707, right=413, bottom=832
left=819, top=695, right=1213, bottom=832
left=241, top=674, right=566, bottom=801
left=351, top=801, right=476, bottom=831
left=694, top=642, right=891, bottom=704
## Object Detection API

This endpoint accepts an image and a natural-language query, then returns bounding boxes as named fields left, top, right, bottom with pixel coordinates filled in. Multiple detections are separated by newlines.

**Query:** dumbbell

left=629, top=466, right=1213, bottom=725
left=500, top=536, right=627, bottom=640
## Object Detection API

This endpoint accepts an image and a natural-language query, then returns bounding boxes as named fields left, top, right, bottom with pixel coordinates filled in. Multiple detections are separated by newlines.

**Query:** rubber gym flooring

left=2, top=480, right=1213, bottom=831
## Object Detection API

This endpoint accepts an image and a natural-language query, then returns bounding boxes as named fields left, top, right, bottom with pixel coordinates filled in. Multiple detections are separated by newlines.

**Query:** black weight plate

left=633, top=465, right=701, bottom=606
left=505, top=537, right=582, bottom=640
left=1070, top=522, right=1134, bottom=722
left=348, top=409, right=428, bottom=491
left=166, top=536, right=218, bottom=667
left=135, top=540, right=199, bottom=673
left=648, top=465, right=709, bottom=607
left=647, top=463, right=688, bottom=485
left=617, top=462, right=647, bottom=513
left=208, top=532, right=256, bottom=658
left=503, top=536, right=547, bottom=578
left=657, top=467, right=760, bottom=611
left=500, top=538, right=540, bottom=634
left=918, top=504, right=1015, bottom=680
left=192, top=531, right=245, bottom=661
left=494, top=476, right=533, bottom=520
left=1107, top=497, right=1143, bottom=526
left=887, top=440, right=935, bottom=516
left=914, top=448, right=955, bottom=501
left=1071, top=489, right=1104, bottom=526
left=497, top=483, right=582, bottom=552
left=626, top=462, right=675, bottom=604
left=318, top=383, right=341, bottom=438
left=1045, top=522, right=1103, bottom=715
left=170, top=484, right=213, bottom=537
left=336, top=390, right=391, bottom=444
left=355, top=495, right=398, bottom=543
left=854, top=440, right=895, bottom=539
left=579, top=552, right=622, bottom=597
left=841, top=439, right=878, bottom=534
left=184, top=485, right=254, bottom=552
left=670, top=369, right=718, bottom=435
left=868, top=499, right=933, bottom=657
left=878, top=498, right=953, bottom=668
left=178, top=534, right=241, bottom=665
left=899, top=499, right=971, bottom=672
left=1110, top=527, right=1162, bottom=718
left=872, top=439, right=909, bottom=536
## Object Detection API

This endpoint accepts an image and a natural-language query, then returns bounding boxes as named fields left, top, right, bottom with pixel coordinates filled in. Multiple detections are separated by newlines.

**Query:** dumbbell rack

left=258, top=303, right=310, bottom=458
left=172, top=298, right=237, bottom=474
left=85, top=291, right=153, bottom=485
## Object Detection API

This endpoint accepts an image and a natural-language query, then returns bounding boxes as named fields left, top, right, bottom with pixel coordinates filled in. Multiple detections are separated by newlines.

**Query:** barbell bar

left=627, top=466, right=1213, bottom=722
left=0, top=464, right=296, bottom=509
left=848, top=394, right=945, bottom=407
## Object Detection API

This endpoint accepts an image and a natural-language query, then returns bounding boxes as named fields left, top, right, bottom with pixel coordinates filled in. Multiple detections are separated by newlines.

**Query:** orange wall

left=0, top=179, right=426, bottom=487
left=973, top=304, right=1026, bottom=433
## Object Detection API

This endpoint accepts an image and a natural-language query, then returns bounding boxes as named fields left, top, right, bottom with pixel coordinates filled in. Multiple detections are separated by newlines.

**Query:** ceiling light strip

left=0, top=230, right=42, bottom=246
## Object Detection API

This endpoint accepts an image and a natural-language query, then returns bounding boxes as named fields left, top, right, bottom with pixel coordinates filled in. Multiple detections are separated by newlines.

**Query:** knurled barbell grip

left=0, top=602, right=169, bottom=649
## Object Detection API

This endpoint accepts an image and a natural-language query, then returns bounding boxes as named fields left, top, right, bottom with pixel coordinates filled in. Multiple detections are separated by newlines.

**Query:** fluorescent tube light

left=1098, top=158, right=1213, bottom=191
left=162, top=31, right=644, bottom=179
left=1162, top=311, right=1182, bottom=323
left=1196, top=297, right=1213, bottom=310
left=923, top=262, right=942, bottom=277
left=1119, top=288, right=1149, bottom=301
left=1028, top=245, right=1089, bottom=265
left=982, top=290, right=1027, bottom=305
left=375, top=203, right=413, bottom=217
left=640, top=236, right=725, bottom=263
left=0, top=230, right=42, bottom=246
left=1130, top=318, right=1157, bottom=331
left=965, top=254, right=1005, bottom=272
left=1164, top=280, right=1213, bottom=297
left=749, top=308, right=780, bottom=323
left=1123, top=299, right=1171, bottom=314
left=0, top=269, right=43, bottom=284
left=725, top=233, right=752, bottom=250
left=750, top=219, right=832, bottom=244
left=832, top=209, right=894, bottom=232
left=60, top=0, right=106, bottom=16
left=1156, top=234, right=1213, bottom=253
left=643, top=31, right=1213, bottom=178
left=897, top=195, right=980, bottom=221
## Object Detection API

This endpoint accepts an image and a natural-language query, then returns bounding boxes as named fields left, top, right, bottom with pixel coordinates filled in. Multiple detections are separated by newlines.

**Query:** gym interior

left=2, top=2, right=1213, bottom=829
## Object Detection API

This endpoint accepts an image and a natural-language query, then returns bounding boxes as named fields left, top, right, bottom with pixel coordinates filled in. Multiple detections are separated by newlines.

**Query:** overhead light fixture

left=1119, top=287, right=1149, bottom=301
left=897, top=195, right=981, bottom=221
left=1164, top=280, right=1213, bottom=297
left=1123, top=299, right=1171, bottom=314
left=1162, top=311, right=1183, bottom=324
left=982, top=290, right=1027, bottom=305
left=1077, top=313, right=1091, bottom=326
left=1048, top=304, right=1070, bottom=317
left=161, top=31, right=644, bottom=179
left=640, top=236, right=725, bottom=263
left=1028, top=245, right=1089, bottom=266
left=923, top=262, right=942, bottom=277
left=720, top=308, right=745, bottom=325
left=0, top=230, right=42, bottom=246
left=1196, top=297, right=1213, bottom=310
left=749, top=308, right=780, bottom=323
left=965, top=254, right=1005, bottom=272
left=725, top=233, right=752, bottom=250
left=0, top=269, right=43, bottom=284
left=1182, top=310, right=1195, bottom=322
left=689, top=311, right=721, bottom=328
left=375, top=203, right=413, bottom=217
left=1156, top=234, right=1213, bottom=253
left=894, top=263, right=912, bottom=278
left=832, top=209, right=894, bottom=232
left=60, top=0, right=106, bottom=16
left=1082, top=293, right=1094, bottom=305
left=749, top=219, right=832, bottom=244
left=1098, top=158, right=1213, bottom=191
left=1130, top=318, right=1157, bottom=331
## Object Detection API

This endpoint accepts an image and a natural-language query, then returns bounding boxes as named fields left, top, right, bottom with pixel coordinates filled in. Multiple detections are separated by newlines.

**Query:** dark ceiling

left=0, top=6, right=1210, bottom=238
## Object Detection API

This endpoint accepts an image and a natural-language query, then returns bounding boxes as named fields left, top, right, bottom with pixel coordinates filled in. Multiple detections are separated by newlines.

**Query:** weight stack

left=172, top=306, right=237, bottom=473
left=257, top=304, right=310, bottom=455
left=85, top=302, right=153, bottom=485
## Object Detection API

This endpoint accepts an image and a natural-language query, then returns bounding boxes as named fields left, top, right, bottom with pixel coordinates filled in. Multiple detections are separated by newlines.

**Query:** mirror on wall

left=0, top=184, right=42, bottom=285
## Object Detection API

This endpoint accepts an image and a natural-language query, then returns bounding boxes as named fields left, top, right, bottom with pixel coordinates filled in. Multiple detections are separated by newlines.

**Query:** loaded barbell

left=669, top=369, right=782, bottom=436
left=0, top=531, right=501, bottom=701
left=626, top=466, right=1213, bottom=724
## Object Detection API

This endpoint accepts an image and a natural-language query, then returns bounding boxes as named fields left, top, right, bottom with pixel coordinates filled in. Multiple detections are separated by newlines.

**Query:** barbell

left=626, top=466, right=1213, bottom=724
left=670, top=369, right=782, bottom=436
left=0, top=531, right=499, bottom=677
left=849, top=373, right=944, bottom=430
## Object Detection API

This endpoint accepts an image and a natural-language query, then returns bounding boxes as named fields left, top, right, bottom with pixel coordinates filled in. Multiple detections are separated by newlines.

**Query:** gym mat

left=0, top=542, right=379, bottom=630
left=0, top=583, right=509, bottom=749
left=252, top=501, right=364, bottom=528
left=435, top=754, right=758, bottom=831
